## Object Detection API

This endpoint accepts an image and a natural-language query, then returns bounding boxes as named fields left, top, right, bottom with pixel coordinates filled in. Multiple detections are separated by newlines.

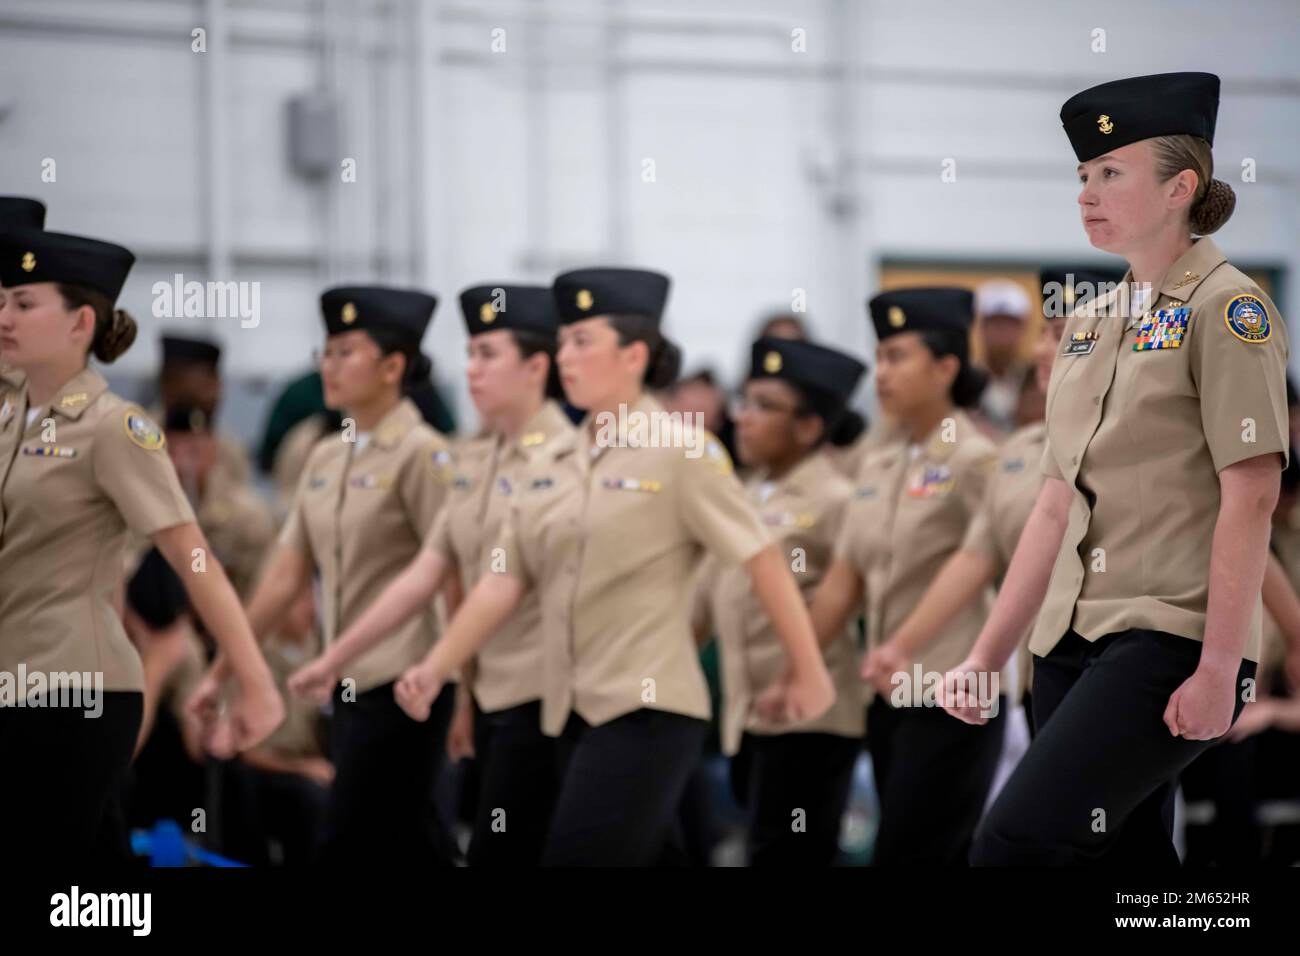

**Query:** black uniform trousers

left=867, top=692, right=1007, bottom=865
left=316, top=679, right=455, bottom=866
left=219, top=761, right=330, bottom=866
left=971, top=629, right=1256, bottom=866
left=741, top=731, right=860, bottom=866
left=466, top=698, right=558, bottom=867
left=0, top=691, right=142, bottom=866
left=542, top=708, right=707, bottom=866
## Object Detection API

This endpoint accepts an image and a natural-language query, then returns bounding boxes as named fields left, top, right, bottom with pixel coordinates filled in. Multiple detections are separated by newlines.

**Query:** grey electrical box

left=286, top=91, right=340, bottom=179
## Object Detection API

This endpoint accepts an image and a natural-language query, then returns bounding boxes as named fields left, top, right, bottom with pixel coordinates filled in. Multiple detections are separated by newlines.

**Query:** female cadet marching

left=239, top=285, right=456, bottom=866
left=0, top=228, right=282, bottom=863
left=290, top=283, right=571, bottom=866
left=941, top=72, right=1289, bottom=866
left=808, top=287, right=1005, bottom=865
left=873, top=269, right=1118, bottom=733
left=693, top=336, right=867, bottom=865
left=392, top=267, right=836, bottom=866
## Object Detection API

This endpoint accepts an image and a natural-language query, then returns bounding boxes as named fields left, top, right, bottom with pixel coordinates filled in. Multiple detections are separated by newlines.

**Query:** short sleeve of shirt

left=1039, top=434, right=1064, bottom=480
left=400, top=435, right=451, bottom=542
left=690, top=554, right=719, bottom=639
left=277, top=452, right=315, bottom=559
left=422, top=506, right=452, bottom=561
left=954, top=443, right=996, bottom=517
left=676, top=432, right=770, bottom=566
left=1191, top=287, right=1290, bottom=473
left=93, top=406, right=195, bottom=537
left=960, top=487, right=1003, bottom=568
left=833, top=497, right=866, bottom=568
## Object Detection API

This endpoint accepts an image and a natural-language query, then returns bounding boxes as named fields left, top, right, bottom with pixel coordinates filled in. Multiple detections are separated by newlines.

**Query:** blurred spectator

left=973, top=280, right=1031, bottom=436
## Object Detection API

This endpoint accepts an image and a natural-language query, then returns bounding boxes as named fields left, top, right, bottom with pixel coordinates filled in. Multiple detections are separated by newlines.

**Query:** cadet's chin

left=1082, top=219, right=1118, bottom=252
left=321, top=387, right=345, bottom=411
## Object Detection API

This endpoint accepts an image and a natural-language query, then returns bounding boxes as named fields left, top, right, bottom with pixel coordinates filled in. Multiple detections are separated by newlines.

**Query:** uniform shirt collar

left=1118, top=237, right=1228, bottom=329
left=504, top=400, right=571, bottom=461
left=46, top=365, right=110, bottom=421
left=576, top=392, right=664, bottom=462
left=907, top=408, right=970, bottom=462
left=756, top=447, right=833, bottom=497
left=368, top=398, right=422, bottom=450
left=1154, top=236, right=1226, bottom=300
left=0, top=361, right=26, bottom=390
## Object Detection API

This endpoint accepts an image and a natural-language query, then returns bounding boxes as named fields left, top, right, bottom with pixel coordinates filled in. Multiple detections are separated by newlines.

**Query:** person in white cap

left=973, top=279, right=1032, bottom=436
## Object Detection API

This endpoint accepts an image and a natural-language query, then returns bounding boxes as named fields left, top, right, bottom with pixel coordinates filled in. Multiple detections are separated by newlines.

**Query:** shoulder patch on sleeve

left=429, top=442, right=454, bottom=481
left=701, top=432, right=733, bottom=476
left=1223, top=294, right=1271, bottom=344
left=124, top=410, right=166, bottom=450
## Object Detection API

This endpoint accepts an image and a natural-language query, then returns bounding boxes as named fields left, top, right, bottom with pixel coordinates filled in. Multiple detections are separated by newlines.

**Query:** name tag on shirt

left=1061, top=330, right=1100, bottom=357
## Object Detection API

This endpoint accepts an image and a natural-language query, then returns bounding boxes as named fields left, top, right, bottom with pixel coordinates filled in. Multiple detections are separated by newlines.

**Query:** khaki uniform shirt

left=695, top=450, right=864, bottom=754
left=1034, top=238, right=1289, bottom=664
left=279, top=398, right=450, bottom=692
left=0, top=367, right=195, bottom=693
left=960, top=421, right=1047, bottom=702
left=423, top=401, right=573, bottom=713
left=273, top=415, right=330, bottom=515
left=196, top=468, right=276, bottom=600
left=824, top=413, right=904, bottom=480
left=496, top=394, right=771, bottom=736
left=835, top=408, right=1003, bottom=704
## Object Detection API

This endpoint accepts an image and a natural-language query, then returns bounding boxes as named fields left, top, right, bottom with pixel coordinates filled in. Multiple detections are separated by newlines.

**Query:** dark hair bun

left=1190, top=178, right=1236, bottom=235
left=951, top=363, right=988, bottom=409
left=829, top=409, right=866, bottom=447
left=646, top=337, right=682, bottom=389
left=93, top=308, right=138, bottom=363
left=406, top=351, right=433, bottom=387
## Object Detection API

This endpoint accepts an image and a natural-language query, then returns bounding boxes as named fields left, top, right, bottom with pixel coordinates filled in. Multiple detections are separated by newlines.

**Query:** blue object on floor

left=130, top=820, right=248, bottom=867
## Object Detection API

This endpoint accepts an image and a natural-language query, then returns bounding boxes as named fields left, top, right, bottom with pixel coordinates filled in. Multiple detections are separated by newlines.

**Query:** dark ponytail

left=58, top=283, right=137, bottom=364
left=606, top=313, right=681, bottom=389
left=829, top=408, right=866, bottom=447
left=364, top=327, right=432, bottom=394
left=919, top=329, right=986, bottom=409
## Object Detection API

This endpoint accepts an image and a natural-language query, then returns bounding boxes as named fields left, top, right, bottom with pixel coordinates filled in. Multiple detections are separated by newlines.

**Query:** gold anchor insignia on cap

left=20, top=252, right=36, bottom=272
left=1170, top=271, right=1200, bottom=290
left=887, top=305, right=906, bottom=328
left=479, top=302, right=496, bottom=324
left=520, top=431, right=545, bottom=447
left=59, top=392, right=88, bottom=409
left=341, top=302, right=357, bottom=324
left=1097, top=114, right=1114, bottom=134
left=763, top=351, right=782, bottom=374
left=576, top=289, right=594, bottom=311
